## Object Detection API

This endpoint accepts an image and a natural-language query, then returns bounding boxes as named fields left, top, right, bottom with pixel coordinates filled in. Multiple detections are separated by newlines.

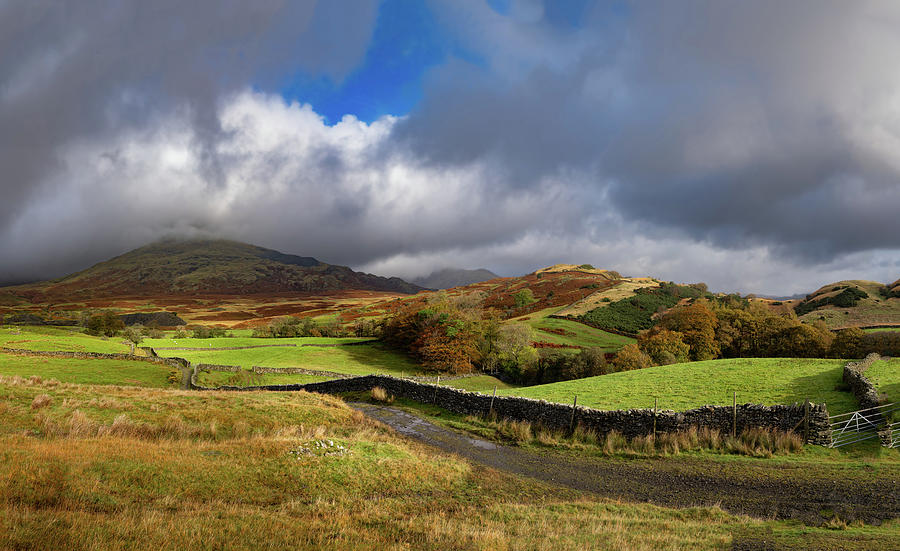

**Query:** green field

left=500, top=358, right=857, bottom=414
left=442, top=375, right=516, bottom=393
left=142, top=336, right=374, bottom=348
left=867, top=358, right=900, bottom=405
left=0, top=377, right=896, bottom=549
left=0, top=352, right=178, bottom=388
left=863, top=327, right=900, bottom=333
left=513, top=307, right=635, bottom=351
left=195, top=369, right=331, bottom=387
left=157, top=343, right=420, bottom=376
left=0, top=326, right=132, bottom=354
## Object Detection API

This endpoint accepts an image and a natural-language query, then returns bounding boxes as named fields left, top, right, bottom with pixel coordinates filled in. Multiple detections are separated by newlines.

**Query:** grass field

left=510, top=306, right=635, bottom=351
left=867, top=358, right=900, bottom=405
left=195, top=369, right=331, bottom=388
left=156, top=343, right=421, bottom=376
left=443, top=375, right=517, bottom=392
left=0, top=326, right=132, bottom=354
left=500, top=358, right=857, bottom=414
left=142, top=335, right=374, bottom=348
left=0, top=377, right=896, bottom=550
left=863, top=327, right=900, bottom=333
left=0, top=352, right=178, bottom=388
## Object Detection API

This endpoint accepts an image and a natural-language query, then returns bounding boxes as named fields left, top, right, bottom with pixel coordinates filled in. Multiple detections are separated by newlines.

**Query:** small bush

left=371, top=386, right=394, bottom=404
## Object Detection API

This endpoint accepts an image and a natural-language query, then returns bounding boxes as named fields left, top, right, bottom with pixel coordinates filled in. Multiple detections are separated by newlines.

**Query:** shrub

left=513, top=288, right=536, bottom=308
left=371, top=387, right=393, bottom=404
left=611, top=344, right=652, bottom=371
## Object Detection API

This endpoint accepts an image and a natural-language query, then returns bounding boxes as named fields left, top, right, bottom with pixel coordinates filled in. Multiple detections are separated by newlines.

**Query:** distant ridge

left=3, top=239, right=423, bottom=299
left=412, top=268, right=500, bottom=290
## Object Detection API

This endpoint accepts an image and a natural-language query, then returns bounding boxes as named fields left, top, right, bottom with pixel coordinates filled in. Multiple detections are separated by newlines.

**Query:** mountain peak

left=12, top=239, right=421, bottom=298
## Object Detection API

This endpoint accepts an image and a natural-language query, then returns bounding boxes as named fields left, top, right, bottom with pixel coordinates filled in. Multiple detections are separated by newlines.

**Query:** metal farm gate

left=827, top=402, right=899, bottom=448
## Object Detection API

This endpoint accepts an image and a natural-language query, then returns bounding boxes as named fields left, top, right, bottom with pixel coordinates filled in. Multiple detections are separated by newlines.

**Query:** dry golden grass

left=556, top=277, right=660, bottom=317
left=371, top=386, right=394, bottom=404
left=0, top=377, right=895, bottom=550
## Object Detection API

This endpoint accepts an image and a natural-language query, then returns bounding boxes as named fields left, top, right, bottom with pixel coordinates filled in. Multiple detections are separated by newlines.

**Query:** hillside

left=412, top=267, right=499, bottom=290
left=1, top=239, right=422, bottom=300
left=364, top=267, right=625, bottom=322
left=790, top=279, right=900, bottom=329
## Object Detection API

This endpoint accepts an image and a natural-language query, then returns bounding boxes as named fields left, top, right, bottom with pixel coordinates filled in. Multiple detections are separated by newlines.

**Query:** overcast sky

left=2, top=0, right=899, bottom=295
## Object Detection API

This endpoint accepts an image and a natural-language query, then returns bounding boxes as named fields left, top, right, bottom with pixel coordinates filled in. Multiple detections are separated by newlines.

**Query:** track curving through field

left=353, top=403, right=900, bottom=526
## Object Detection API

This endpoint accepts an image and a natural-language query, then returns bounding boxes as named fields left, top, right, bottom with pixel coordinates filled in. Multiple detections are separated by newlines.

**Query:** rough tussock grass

left=466, top=415, right=804, bottom=458
left=1, top=377, right=897, bottom=550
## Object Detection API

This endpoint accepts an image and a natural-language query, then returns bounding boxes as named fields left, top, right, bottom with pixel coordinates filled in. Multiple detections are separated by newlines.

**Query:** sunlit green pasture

left=511, top=306, right=635, bottom=351
left=867, top=358, right=900, bottom=405
left=0, top=326, right=132, bottom=354
left=501, top=358, right=857, bottom=414
left=157, top=343, right=420, bottom=376
left=0, top=352, right=177, bottom=388
left=142, top=336, right=374, bottom=348
left=195, top=369, right=331, bottom=388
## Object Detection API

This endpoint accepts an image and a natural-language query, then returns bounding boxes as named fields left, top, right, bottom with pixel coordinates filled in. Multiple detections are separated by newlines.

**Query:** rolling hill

left=789, top=279, right=900, bottom=329
left=1, top=239, right=423, bottom=300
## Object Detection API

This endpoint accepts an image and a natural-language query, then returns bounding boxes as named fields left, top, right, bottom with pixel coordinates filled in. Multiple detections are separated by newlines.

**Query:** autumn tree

left=638, top=328, right=689, bottom=365
left=612, top=343, right=652, bottom=371
left=657, top=302, right=719, bottom=360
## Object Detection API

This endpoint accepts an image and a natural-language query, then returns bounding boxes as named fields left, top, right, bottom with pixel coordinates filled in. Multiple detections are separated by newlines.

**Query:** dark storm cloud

left=0, top=0, right=378, bottom=282
left=2, top=0, right=899, bottom=295
left=392, top=0, right=900, bottom=262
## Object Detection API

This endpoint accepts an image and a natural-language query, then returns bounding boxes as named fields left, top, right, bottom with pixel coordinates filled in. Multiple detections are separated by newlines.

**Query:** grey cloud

left=2, top=0, right=899, bottom=295
left=391, top=0, right=900, bottom=264
left=0, top=0, right=377, bottom=242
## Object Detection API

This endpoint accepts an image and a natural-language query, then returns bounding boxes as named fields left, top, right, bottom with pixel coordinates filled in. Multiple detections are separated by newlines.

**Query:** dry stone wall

left=251, top=366, right=352, bottom=379
left=197, top=364, right=241, bottom=373
left=200, top=374, right=832, bottom=445
left=843, top=353, right=884, bottom=411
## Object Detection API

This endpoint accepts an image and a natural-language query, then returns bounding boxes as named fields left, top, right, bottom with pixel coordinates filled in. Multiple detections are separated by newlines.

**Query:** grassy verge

left=372, top=395, right=897, bottom=471
left=499, top=358, right=857, bottom=414
left=0, top=378, right=896, bottom=549
left=0, top=352, right=179, bottom=388
left=0, top=326, right=132, bottom=354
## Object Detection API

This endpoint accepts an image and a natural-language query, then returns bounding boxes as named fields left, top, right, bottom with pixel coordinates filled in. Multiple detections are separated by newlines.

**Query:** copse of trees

left=579, top=282, right=713, bottom=335
left=612, top=295, right=893, bottom=372
left=251, top=316, right=352, bottom=338
left=82, top=311, right=124, bottom=337
left=794, top=285, right=869, bottom=316
left=382, top=293, right=484, bottom=373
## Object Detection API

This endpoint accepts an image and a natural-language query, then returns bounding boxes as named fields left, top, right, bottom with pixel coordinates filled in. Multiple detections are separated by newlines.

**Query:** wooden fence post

left=732, top=391, right=737, bottom=438
left=804, top=399, right=810, bottom=443
left=653, top=397, right=658, bottom=438
left=569, top=395, right=578, bottom=433
left=433, top=376, right=440, bottom=403
left=488, top=385, right=497, bottom=418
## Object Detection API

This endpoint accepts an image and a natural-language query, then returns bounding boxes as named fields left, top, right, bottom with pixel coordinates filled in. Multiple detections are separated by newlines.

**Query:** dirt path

left=353, top=403, right=900, bottom=525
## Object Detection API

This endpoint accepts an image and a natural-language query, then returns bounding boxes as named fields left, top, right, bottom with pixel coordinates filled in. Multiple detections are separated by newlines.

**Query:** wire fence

left=827, top=402, right=899, bottom=448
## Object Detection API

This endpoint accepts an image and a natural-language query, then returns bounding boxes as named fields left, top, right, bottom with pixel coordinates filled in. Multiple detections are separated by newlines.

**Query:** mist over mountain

left=411, top=268, right=500, bottom=290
